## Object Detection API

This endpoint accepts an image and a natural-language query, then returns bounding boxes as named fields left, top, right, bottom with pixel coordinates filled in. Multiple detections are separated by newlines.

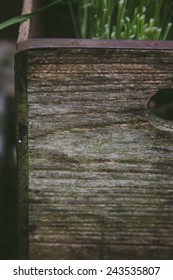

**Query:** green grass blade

left=0, top=0, right=62, bottom=31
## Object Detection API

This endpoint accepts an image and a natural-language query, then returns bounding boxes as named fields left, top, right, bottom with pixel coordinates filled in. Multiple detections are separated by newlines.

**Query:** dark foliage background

left=0, top=0, right=22, bottom=260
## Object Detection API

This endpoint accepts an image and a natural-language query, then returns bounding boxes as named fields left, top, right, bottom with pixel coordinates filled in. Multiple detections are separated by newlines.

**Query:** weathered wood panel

left=15, top=48, right=173, bottom=259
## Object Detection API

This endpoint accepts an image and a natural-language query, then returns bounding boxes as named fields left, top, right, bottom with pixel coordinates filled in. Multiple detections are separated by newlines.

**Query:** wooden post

left=15, top=0, right=173, bottom=260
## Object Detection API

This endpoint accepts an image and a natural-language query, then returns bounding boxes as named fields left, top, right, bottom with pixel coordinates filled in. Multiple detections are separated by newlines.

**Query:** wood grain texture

left=15, top=48, right=173, bottom=259
left=15, top=52, right=28, bottom=259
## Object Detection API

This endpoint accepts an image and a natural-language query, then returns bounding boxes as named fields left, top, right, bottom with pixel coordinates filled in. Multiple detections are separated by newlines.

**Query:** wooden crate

left=15, top=0, right=173, bottom=259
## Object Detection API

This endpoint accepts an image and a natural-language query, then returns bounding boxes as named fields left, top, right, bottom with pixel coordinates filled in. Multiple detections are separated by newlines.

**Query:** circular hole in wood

left=147, top=88, right=173, bottom=120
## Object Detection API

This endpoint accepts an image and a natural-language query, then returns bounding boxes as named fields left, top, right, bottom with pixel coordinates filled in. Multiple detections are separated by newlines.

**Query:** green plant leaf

left=0, top=0, right=62, bottom=31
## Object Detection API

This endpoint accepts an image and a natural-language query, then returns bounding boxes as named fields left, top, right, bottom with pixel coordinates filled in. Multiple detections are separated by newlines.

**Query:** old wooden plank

left=15, top=52, right=29, bottom=259
left=16, top=39, right=173, bottom=53
left=15, top=47, right=173, bottom=259
left=29, top=244, right=173, bottom=260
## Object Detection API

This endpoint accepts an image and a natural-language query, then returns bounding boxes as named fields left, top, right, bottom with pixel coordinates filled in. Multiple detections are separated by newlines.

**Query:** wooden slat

left=15, top=48, right=173, bottom=259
